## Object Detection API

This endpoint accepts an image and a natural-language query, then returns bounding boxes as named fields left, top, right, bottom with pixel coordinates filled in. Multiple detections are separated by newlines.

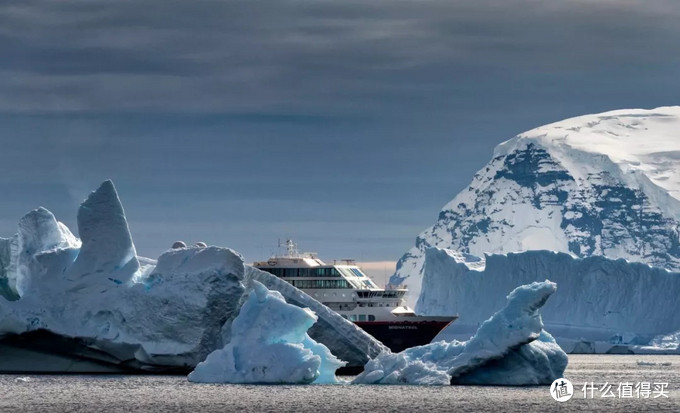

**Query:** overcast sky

left=1, top=0, right=679, bottom=267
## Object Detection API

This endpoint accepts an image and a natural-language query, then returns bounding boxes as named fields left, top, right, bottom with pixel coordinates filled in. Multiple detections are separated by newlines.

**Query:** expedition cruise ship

left=254, top=240, right=457, bottom=352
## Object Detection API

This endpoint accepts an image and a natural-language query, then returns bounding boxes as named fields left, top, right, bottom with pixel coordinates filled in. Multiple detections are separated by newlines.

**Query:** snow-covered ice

left=419, top=247, right=680, bottom=354
left=189, top=281, right=345, bottom=384
left=353, top=281, right=567, bottom=385
left=391, top=106, right=680, bottom=305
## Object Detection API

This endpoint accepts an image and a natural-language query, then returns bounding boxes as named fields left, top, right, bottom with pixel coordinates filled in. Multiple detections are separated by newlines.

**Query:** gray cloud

left=1, top=0, right=679, bottom=115
left=1, top=0, right=680, bottom=261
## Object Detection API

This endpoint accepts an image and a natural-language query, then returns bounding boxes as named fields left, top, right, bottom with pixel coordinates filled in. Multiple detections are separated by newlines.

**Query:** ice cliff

left=391, top=107, right=680, bottom=304
left=0, top=180, right=383, bottom=372
left=419, top=247, right=680, bottom=354
left=354, top=281, right=567, bottom=385
left=189, top=281, right=345, bottom=384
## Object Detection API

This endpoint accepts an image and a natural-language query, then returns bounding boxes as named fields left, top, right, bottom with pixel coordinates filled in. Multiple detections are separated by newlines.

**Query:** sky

left=1, top=0, right=680, bottom=273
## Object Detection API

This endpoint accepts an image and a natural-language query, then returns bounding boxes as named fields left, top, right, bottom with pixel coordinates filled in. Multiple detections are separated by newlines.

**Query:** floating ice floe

left=636, top=361, right=672, bottom=367
left=649, top=330, right=680, bottom=351
left=353, top=280, right=567, bottom=385
left=189, top=281, right=345, bottom=384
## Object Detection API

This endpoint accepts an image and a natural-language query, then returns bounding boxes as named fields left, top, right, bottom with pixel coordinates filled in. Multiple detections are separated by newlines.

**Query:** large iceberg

left=0, top=180, right=382, bottom=373
left=391, top=107, right=680, bottom=305
left=189, top=280, right=345, bottom=384
left=419, top=247, right=680, bottom=354
left=353, top=281, right=567, bottom=385
left=0, top=181, right=246, bottom=370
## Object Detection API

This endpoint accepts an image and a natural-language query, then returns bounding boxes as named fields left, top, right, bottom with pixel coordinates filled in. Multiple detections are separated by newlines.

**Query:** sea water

left=1, top=355, right=679, bottom=412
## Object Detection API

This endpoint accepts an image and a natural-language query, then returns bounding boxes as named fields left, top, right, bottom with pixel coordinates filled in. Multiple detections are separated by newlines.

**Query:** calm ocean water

left=1, top=355, right=679, bottom=412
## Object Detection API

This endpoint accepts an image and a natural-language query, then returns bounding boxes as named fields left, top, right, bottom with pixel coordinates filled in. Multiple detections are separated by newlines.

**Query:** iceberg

left=245, top=266, right=388, bottom=368
left=419, top=247, right=680, bottom=354
left=0, top=180, right=380, bottom=373
left=353, top=280, right=566, bottom=385
left=0, top=181, right=246, bottom=370
left=392, top=107, right=680, bottom=306
left=188, top=281, right=345, bottom=384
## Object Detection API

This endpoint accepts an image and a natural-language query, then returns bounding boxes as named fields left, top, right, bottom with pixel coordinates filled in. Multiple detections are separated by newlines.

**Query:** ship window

left=296, top=279, right=348, bottom=289
left=349, top=315, right=357, bottom=321
left=368, top=315, right=375, bottom=321
left=350, top=268, right=364, bottom=277
left=341, top=315, right=348, bottom=320
left=358, top=315, right=366, bottom=321
left=311, top=267, right=342, bottom=277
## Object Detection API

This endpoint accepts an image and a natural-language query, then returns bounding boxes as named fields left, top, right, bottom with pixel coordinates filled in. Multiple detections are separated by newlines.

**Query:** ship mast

left=280, top=239, right=299, bottom=258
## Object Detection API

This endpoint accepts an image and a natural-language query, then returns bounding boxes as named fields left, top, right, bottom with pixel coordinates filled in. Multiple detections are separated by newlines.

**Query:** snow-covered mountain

left=391, top=106, right=680, bottom=303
